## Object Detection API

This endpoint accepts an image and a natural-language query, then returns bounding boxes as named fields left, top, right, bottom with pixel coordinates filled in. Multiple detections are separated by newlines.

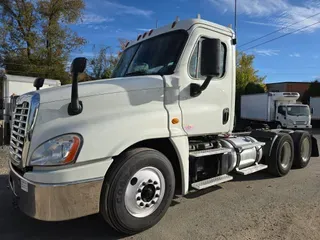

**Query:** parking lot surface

left=0, top=133, right=319, bottom=240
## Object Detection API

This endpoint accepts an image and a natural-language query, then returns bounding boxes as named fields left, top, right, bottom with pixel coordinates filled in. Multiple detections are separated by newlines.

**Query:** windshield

left=287, top=106, right=310, bottom=116
left=112, top=30, right=188, bottom=78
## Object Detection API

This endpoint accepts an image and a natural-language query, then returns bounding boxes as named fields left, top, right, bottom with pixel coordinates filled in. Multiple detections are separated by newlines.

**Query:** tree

left=88, top=45, right=118, bottom=80
left=301, top=80, right=320, bottom=104
left=235, top=52, right=267, bottom=119
left=0, top=0, right=86, bottom=84
left=236, top=52, right=266, bottom=95
left=87, top=38, right=130, bottom=80
left=244, top=82, right=266, bottom=94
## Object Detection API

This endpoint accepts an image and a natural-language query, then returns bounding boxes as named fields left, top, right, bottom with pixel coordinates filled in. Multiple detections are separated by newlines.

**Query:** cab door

left=277, top=106, right=287, bottom=127
left=178, top=27, right=235, bottom=136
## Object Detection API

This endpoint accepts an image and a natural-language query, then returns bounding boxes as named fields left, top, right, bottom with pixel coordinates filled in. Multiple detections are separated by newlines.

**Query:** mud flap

left=311, top=136, right=319, bottom=157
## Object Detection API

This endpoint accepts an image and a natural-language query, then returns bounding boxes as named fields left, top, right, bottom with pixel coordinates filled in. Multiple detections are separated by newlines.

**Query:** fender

left=311, top=136, right=319, bottom=157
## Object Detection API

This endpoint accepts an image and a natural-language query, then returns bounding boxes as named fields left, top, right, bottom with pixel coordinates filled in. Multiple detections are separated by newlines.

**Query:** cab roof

left=126, top=18, right=235, bottom=49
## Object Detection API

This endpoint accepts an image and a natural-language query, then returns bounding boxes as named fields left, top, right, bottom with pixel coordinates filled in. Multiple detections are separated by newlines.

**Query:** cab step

left=191, top=174, right=233, bottom=190
left=236, top=164, right=268, bottom=175
left=190, top=148, right=231, bottom=158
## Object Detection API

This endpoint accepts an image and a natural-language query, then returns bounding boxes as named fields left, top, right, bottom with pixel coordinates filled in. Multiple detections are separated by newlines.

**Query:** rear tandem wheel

left=267, top=133, right=294, bottom=177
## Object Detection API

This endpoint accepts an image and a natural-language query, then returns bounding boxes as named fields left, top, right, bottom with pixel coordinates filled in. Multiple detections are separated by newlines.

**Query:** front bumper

left=286, top=124, right=312, bottom=129
left=8, top=163, right=103, bottom=221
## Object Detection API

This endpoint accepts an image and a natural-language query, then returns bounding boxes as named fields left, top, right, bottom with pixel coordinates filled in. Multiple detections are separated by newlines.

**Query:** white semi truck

left=241, top=92, right=312, bottom=130
left=8, top=17, right=319, bottom=234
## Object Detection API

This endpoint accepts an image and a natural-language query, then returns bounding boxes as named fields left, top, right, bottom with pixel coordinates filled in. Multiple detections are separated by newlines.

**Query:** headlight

left=30, top=134, right=82, bottom=166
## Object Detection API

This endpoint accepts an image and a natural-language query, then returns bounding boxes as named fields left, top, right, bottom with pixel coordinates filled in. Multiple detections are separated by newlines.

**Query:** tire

left=291, top=131, right=312, bottom=168
left=267, top=133, right=294, bottom=177
left=100, top=148, right=175, bottom=235
left=245, top=126, right=252, bottom=132
left=275, top=122, right=282, bottom=129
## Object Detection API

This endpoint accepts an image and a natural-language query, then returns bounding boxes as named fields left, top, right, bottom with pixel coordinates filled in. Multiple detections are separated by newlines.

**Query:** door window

left=278, top=106, right=286, bottom=115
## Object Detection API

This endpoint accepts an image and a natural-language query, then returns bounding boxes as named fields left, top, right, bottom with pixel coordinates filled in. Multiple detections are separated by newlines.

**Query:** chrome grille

left=10, top=101, right=30, bottom=165
left=296, top=121, right=306, bottom=125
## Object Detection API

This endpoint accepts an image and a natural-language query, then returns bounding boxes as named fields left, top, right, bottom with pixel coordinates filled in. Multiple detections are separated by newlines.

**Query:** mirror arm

left=190, top=76, right=213, bottom=97
left=68, top=72, right=83, bottom=115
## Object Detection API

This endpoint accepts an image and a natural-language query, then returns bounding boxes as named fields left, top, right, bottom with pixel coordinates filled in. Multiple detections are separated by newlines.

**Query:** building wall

left=285, top=83, right=310, bottom=98
left=266, top=82, right=310, bottom=101
left=267, top=83, right=286, bottom=92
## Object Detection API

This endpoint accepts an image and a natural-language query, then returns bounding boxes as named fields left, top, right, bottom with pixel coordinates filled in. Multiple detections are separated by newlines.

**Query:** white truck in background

left=310, top=97, right=320, bottom=124
left=0, top=72, right=61, bottom=144
left=241, top=92, right=312, bottom=130
left=7, top=17, right=319, bottom=235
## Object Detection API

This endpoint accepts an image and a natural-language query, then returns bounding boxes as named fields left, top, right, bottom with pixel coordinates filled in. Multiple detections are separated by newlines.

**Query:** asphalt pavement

left=0, top=133, right=319, bottom=240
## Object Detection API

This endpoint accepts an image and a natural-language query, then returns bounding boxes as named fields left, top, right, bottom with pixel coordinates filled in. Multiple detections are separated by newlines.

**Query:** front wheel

left=100, top=148, right=175, bottom=235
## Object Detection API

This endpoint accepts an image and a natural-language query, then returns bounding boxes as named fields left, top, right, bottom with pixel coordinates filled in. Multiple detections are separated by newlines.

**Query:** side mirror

left=68, top=57, right=87, bottom=116
left=71, top=57, right=87, bottom=74
left=190, top=38, right=222, bottom=97
left=311, top=108, right=314, bottom=114
left=34, top=77, right=45, bottom=90
left=200, top=38, right=221, bottom=77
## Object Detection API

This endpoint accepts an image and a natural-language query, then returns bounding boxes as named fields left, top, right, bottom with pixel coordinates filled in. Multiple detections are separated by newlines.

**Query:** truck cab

left=277, top=104, right=311, bottom=129
left=8, top=16, right=318, bottom=235
left=272, top=92, right=311, bottom=129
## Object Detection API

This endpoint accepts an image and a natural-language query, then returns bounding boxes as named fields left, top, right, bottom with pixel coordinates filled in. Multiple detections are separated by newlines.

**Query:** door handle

left=223, top=108, right=229, bottom=125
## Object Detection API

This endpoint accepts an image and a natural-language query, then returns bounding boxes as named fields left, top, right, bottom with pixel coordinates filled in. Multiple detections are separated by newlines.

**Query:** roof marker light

left=143, top=32, right=147, bottom=38
left=125, top=42, right=129, bottom=47
left=149, top=29, right=153, bottom=36
left=137, top=35, right=142, bottom=41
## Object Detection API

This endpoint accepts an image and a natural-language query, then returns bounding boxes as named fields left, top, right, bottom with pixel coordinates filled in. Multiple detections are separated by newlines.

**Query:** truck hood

left=37, top=75, right=164, bottom=103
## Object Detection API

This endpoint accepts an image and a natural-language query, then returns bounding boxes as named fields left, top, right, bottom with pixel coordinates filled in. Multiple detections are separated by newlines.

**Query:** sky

left=70, top=0, right=320, bottom=84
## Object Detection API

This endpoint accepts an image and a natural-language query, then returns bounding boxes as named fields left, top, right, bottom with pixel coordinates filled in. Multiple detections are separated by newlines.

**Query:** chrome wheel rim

left=125, top=167, right=165, bottom=218
left=280, top=142, right=292, bottom=169
left=301, top=137, right=311, bottom=162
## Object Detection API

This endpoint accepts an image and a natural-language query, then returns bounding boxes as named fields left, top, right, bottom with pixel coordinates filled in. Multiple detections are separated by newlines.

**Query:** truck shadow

left=231, top=171, right=275, bottom=182
left=0, top=175, right=126, bottom=240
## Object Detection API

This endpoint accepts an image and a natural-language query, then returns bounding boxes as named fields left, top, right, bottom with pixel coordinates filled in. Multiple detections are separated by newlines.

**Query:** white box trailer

left=241, top=92, right=312, bottom=129
left=310, top=97, right=320, bottom=120
left=0, top=73, right=61, bottom=144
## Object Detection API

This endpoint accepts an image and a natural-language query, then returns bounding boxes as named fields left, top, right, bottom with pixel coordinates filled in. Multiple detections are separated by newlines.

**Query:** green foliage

left=244, top=82, right=266, bottom=94
left=0, top=0, right=86, bottom=84
left=301, top=80, right=320, bottom=104
left=236, top=52, right=266, bottom=95
left=235, top=52, right=267, bottom=119
left=87, top=39, right=129, bottom=80
left=88, top=46, right=118, bottom=80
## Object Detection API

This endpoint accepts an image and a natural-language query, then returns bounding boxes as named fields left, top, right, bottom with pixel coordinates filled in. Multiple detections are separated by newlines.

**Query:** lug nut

left=137, top=197, right=141, bottom=201
left=142, top=182, right=146, bottom=186
left=145, top=204, right=150, bottom=207
left=148, top=179, right=153, bottom=183
left=153, top=181, right=158, bottom=185
left=155, top=194, right=159, bottom=198
left=140, top=203, right=144, bottom=207
left=156, top=187, right=160, bottom=190
left=151, top=200, right=156, bottom=204
left=138, top=189, right=142, bottom=193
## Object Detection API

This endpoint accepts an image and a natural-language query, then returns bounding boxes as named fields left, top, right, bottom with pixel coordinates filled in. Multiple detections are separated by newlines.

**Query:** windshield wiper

left=125, top=71, right=148, bottom=77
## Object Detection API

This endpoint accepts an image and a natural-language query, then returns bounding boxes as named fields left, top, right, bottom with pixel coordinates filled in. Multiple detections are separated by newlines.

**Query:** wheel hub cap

left=124, top=167, right=165, bottom=218
left=301, top=138, right=310, bottom=162
left=280, top=142, right=292, bottom=169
